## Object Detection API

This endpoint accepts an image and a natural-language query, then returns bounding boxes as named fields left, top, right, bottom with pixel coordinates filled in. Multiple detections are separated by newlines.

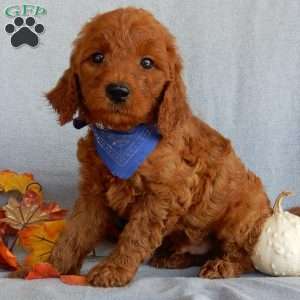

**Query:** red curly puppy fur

left=45, top=7, right=272, bottom=287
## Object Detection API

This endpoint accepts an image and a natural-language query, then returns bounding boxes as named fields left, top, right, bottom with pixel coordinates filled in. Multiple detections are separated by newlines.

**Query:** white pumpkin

left=251, top=191, right=300, bottom=276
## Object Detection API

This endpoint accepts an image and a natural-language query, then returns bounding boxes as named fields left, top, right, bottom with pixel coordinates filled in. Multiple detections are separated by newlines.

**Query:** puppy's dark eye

left=141, top=57, right=154, bottom=69
left=91, top=52, right=104, bottom=64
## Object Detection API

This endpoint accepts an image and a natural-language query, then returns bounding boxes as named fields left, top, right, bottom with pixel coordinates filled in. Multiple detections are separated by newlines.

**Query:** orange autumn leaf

left=0, top=170, right=42, bottom=197
left=0, top=238, right=18, bottom=270
left=19, top=220, right=65, bottom=267
left=60, top=275, right=87, bottom=286
left=26, top=262, right=60, bottom=280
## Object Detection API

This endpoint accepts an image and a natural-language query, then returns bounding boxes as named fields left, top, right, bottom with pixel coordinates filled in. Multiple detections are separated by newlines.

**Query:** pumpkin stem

left=273, top=191, right=294, bottom=213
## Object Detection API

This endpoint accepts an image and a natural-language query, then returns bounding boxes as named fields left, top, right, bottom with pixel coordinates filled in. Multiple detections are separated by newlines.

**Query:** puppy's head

left=46, top=7, right=190, bottom=136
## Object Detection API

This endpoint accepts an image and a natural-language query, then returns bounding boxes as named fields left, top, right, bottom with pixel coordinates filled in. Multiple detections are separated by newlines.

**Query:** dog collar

left=91, top=124, right=161, bottom=179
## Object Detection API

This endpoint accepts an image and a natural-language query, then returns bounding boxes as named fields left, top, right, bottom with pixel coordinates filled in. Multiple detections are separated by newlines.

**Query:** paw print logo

left=5, top=16, right=44, bottom=47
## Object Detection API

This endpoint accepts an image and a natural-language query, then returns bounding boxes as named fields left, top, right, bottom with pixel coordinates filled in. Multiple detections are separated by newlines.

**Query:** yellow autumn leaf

left=0, top=170, right=42, bottom=198
left=18, top=220, right=65, bottom=267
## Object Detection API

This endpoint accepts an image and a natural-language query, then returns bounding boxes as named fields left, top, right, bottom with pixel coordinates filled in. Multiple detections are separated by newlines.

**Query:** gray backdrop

left=1, top=0, right=300, bottom=209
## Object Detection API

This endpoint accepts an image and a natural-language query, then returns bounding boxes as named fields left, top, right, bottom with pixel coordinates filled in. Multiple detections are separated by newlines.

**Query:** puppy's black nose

left=106, top=83, right=130, bottom=103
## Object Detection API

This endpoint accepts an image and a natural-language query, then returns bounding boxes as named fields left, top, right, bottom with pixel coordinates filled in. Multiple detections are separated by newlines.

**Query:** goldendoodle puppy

left=46, top=7, right=271, bottom=287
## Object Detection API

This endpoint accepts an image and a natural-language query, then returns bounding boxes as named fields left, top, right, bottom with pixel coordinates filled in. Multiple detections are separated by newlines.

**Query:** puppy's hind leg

left=199, top=251, right=254, bottom=279
left=200, top=201, right=271, bottom=279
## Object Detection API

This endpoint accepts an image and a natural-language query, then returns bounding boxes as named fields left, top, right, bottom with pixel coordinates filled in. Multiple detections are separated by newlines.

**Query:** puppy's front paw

left=87, top=262, right=134, bottom=287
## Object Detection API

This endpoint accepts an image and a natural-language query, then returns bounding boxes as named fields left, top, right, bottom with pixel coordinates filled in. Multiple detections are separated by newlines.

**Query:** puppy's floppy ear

left=157, top=43, right=191, bottom=137
left=46, top=68, right=79, bottom=125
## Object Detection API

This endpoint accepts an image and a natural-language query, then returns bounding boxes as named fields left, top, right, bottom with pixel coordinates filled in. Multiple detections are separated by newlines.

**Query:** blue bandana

left=92, top=124, right=161, bottom=179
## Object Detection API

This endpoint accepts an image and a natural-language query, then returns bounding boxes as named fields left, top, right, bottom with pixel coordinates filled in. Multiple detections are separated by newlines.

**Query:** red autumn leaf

left=0, top=238, right=18, bottom=270
left=25, top=262, right=60, bottom=280
left=60, top=275, right=87, bottom=286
